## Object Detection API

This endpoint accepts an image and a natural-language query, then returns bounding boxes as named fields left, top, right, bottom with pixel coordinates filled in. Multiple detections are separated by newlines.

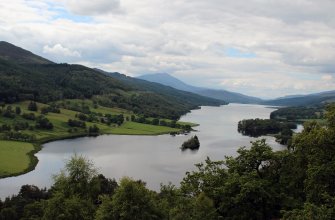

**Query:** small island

left=237, top=118, right=297, bottom=145
left=181, top=135, right=200, bottom=150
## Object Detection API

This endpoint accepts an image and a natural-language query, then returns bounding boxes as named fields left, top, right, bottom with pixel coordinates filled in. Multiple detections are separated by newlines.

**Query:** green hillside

left=0, top=42, right=224, bottom=120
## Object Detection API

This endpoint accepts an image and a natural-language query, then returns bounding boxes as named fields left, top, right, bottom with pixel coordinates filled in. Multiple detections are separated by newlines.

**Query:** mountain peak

left=0, top=41, right=53, bottom=65
left=138, top=73, right=196, bottom=92
left=137, top=73, right=263, bottom=104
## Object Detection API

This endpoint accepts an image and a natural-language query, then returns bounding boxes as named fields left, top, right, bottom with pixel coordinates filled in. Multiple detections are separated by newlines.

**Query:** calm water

left=0, top=104, right=284, bottom=198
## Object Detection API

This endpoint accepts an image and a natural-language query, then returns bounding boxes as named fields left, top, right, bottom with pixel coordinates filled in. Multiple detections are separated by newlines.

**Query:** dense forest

left=1, top=104, right=334, bottom=219
left=270, top=105, right=325, bottom=121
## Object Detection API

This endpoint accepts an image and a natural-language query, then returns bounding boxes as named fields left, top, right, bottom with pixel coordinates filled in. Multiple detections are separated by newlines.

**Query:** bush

left=68, top=119, right=86, bottom=128
left=88, top=124, right=99, bottom=135
left=35, top=116, right=53, bottom=130
left=28, top=101, right=38, bottom=111
left=22, top=113, right=36, bottom=120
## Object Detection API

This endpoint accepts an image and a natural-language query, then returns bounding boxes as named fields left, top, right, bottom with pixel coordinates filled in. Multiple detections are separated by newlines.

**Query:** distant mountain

left=138, top=73, right=199, bottom=92
left=96, top=70, right=227, bottom=107
left=262, top=90, right=335, bottom=106
left=0, top=41, right=53, bottom=64
left=0, top=41, right=224, bottom=119
left=138, top=73, right=262, bottom=104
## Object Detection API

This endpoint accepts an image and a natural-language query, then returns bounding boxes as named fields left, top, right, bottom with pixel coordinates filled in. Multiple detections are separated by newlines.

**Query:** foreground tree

left=43, top=155, right=98, bottom=220
left=96, top=177, right=162, bottom=220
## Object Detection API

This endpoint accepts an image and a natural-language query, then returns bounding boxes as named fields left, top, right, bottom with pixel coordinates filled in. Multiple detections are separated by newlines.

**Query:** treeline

left=1, top=104, right=335, bottom=219
left=270, top=105, right=325, bottom=121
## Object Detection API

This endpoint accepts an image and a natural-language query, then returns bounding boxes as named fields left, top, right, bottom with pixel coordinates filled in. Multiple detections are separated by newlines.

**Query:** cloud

left=43, top=44, right=81, bottom=61
left=0, top=0, right=335, bottom=98
left=63, top=0, right=121, bottom=16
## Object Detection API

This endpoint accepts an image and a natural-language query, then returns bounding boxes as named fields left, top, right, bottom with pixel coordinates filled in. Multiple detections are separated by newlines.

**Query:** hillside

left=0, top=41, right=53, bottom=65
left=0, top=41, right=223, bottom=119
left=262, top=90, right=335, bottom=106
left=138, top=73, right=262, bottom=104
left=97, top=70, right=227, bottom=109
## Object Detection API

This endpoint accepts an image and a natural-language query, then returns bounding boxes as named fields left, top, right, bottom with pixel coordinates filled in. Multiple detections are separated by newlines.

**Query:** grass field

left=0, top=141, right=35, bottom=176
left=111, top=121, right=180, bottom=135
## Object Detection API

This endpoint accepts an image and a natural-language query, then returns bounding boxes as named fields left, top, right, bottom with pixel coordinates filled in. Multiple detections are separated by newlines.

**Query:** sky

left=0, top=0, right=334, bottom=98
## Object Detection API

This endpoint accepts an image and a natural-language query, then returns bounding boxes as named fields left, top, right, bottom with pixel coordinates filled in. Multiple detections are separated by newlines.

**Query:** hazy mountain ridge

left=138, top=73, right=262, bottom=104
left=262, top=90, right=335, bottom=106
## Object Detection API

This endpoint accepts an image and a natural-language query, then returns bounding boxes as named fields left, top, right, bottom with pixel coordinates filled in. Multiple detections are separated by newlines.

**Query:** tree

left=15, top=106, right=21, bottom=115
left=0, top=207, right=17, bottom=220
left=152, top=118, right=159, bottom=125
left=43, top=193, right=95, bottom=220
left=52, top=154, right=98, bottom=198
left=43, top=155, right=99, bottom=220
left=35, top=116, right=53, bottom=130
left=88, top=124, right=99, bottom=135
left=96, top=177, right=162, bottom=220
left=28, top=101, right=38, bottom=112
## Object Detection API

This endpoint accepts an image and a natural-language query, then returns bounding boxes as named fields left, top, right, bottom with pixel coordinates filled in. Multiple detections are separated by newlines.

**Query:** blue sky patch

left=45, top=1, right=93, bottom=23
left=225, top=47, right=256, bottom=58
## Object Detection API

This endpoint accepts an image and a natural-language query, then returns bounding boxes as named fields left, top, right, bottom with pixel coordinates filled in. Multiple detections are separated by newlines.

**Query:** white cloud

left=0, top=0, right=335, bottom=98
left=63, top=0, right=121, bottom=15
left=43, top=44, right=81, bottom=60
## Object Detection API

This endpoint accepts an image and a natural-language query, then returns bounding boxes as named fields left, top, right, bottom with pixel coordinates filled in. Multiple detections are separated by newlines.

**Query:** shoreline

left=0, top=125, right=195, bottom=179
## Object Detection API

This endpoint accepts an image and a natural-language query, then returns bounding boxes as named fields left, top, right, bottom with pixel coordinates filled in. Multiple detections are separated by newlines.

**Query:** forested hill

left=0, top=42, right=224, bottom=119
left=262, top=90, right=335, bottom=106
left=0, top=41, right=53, bottom=65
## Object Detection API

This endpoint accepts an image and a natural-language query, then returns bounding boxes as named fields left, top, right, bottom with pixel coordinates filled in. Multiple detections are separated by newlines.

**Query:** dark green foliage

left=0, top=124, right=11, bottom=132
left=76, top=113, right=88, bottom=121
left=152, top=118, right=159, bottom=125
left=27, top=101, right=37, bottom=112
left=2, top=131, right=36, bottom=142
left=68, top=119, right=86, bottom=128
left=237, top=118, right=297, bottom=144
left=40, top=105, right=60, bottom=115
left=2, top=106, right=15, bottom=118
left=270, top=105, right=325, bottom=120
left=181, top=135, right=200, bottom=150
left=96, top=178, right=162, bottom=220
left=15, top=106, right=21, bottom=115
left=88, top=124, right=99, bottom=135
left=104, top=114, right=124, bottom=126
left=238, top=118, right=297, bottom=137
left=0, top=185, right=48, bottom=220
left=13, top=121, right=29, bottom=131
left=35, top=116, right=53, bottom=130
left=0, top=207, right=17, bottom=220
left=22, top=113, right=35, bottom=120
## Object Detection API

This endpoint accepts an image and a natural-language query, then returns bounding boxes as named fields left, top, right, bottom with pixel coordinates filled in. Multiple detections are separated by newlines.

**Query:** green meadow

left=0, top=141, right=35, bottom=177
